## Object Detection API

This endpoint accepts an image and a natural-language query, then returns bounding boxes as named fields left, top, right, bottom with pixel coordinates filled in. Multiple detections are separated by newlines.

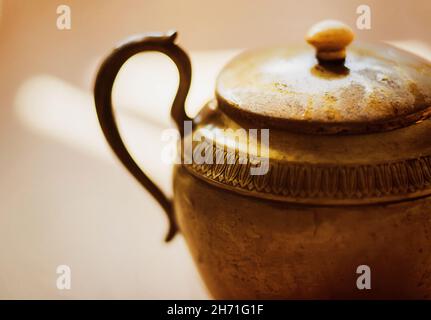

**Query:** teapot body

left=174, top=165, right=431, bottom=299
left=93, top=23, right=431, bottom=299
left=173, top=105, right=431, bottom=299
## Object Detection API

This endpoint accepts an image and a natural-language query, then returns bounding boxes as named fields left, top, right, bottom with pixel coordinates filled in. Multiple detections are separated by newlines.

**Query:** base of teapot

left=173, top=164, right=431, bottom=299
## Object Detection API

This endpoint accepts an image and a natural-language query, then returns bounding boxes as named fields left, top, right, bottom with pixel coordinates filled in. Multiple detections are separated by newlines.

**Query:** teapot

left=94, top=20, right=431, bottom=299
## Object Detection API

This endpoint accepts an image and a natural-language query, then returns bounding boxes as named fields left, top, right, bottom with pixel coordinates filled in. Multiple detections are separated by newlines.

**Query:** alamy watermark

left=356, top=264, right=371, bottom=290
left=356, top=4, right=371, bottom=30
left=161, top=121, right=270, bottom=176
left=56, top=264, right=71, bottom=290
left=56, top=5, right=71, bottom=30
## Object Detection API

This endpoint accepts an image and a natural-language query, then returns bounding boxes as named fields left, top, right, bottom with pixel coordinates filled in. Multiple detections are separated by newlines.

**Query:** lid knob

left=306, top=20, right=354, bottom=61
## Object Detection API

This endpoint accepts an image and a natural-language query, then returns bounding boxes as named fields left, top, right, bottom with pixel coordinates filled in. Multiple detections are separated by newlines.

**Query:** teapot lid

left=216, top=20, right=431, bottom=134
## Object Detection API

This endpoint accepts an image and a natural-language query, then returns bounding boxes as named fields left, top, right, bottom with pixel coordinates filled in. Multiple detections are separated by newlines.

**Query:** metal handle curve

left=93, top=31, right=191, bottom=242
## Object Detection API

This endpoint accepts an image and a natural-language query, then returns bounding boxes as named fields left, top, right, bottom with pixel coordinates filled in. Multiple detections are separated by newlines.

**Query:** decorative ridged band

left=183, top=144, right=431, bottom=204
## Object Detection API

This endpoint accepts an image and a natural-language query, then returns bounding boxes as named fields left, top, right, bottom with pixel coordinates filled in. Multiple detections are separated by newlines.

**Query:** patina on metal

left=94, top=20, right=431, bottom=299
left=183, top=105, right=431, bottom=205
left=216, top=42, right=431, bottom=134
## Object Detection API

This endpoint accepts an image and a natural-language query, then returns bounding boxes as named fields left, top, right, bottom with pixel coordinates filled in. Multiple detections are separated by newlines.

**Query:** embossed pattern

left=185, top=145, right=431, bottom=201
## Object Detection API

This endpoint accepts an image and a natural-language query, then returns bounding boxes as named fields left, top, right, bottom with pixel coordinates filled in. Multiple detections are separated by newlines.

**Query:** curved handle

left=94, top=31, right=191, bottom=242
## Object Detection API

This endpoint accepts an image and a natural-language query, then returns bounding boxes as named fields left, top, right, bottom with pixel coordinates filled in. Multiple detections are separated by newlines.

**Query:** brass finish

left=94, top=31, right=191, bottom=241
left=216, top=43, right=431, bottom=134
left=174, top=164, right=431, bottom=299
left=94, top=24, right=431, bottom=299
left=183, top=103, right=431, bottom=205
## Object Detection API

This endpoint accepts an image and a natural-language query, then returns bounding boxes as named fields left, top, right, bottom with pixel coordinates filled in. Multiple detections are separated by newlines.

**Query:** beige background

left=0, top=0, right=430, bottom=299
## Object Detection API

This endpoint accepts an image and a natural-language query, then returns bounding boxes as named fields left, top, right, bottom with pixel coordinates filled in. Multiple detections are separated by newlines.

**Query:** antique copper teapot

left=94, top=20, right=431, bottom=299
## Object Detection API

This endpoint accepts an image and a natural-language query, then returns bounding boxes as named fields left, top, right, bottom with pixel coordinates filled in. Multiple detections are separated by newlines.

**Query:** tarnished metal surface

left=174, top=164, right=431, bottom=299
left=183, top=103, right=431, bottom=204
left=216, top=43, right=431, bottom=134
left=178, top=36, right=431, bottom=298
